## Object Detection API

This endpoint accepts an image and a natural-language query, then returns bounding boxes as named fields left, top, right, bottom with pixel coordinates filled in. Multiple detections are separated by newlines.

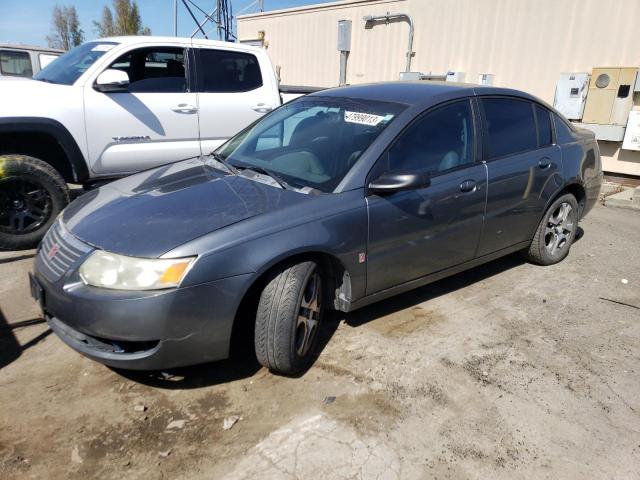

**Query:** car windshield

left=33, top=41, right=118, bottom=85
left=216, top=97, right=406, bottom=193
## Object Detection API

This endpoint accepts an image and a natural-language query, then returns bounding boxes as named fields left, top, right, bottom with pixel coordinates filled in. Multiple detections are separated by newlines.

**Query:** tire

left=0, top=154, right=69, bottom=251
left=524, top=193, right=579, bottom=265
left=255, top=261, right=324, bottom=375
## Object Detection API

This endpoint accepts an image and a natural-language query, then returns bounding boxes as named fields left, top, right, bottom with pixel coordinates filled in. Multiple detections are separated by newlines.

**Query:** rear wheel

left=524, top=193, right=579, bottom=265
left=254, top=261, right=324, bottom=375
left=0, top=155, right=69, bottom=251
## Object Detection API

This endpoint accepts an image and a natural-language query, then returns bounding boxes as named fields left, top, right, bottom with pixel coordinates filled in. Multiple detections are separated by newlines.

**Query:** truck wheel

left=0, top=155, right=69, bottom=251
left=254, top=261, right=324, bottom=375
left=524, top=193, right=579, bottom=266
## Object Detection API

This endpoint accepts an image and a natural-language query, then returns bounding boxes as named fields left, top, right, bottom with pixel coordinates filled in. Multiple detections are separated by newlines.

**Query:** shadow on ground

left=118, top=251, right=530, bottom=389
left=0, top=308, right=49, bottom=370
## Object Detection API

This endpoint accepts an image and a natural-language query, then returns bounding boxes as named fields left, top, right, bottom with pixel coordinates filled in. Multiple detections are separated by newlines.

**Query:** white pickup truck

left=0, top=36, right=319, bottom=249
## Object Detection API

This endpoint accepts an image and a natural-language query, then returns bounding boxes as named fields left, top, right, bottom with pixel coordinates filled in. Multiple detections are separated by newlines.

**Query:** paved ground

left=1, top=204, right=639, bottom=480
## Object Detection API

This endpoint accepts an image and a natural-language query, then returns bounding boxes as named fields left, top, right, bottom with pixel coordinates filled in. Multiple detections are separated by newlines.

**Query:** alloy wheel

left=544, top=201, right=575, bottom=256
left=295, top=270, right=322, bottom=357
left=0, top=178, right=52, bottom=234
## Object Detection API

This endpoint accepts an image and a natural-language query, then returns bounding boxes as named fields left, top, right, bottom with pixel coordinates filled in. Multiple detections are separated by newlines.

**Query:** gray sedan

left=31, top=82, right=603, bottom=375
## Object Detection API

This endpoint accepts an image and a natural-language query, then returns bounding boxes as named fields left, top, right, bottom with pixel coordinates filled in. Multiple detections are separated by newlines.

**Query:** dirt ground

left=1, top=204, right=639, bottom=480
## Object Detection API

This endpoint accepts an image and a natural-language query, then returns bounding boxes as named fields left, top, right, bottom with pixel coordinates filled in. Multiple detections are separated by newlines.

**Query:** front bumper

left=33, top=264, right=255, bottom=370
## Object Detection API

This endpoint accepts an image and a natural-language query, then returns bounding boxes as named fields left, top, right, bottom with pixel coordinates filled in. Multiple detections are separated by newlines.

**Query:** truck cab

left=0, top=36, right=296, bottom=250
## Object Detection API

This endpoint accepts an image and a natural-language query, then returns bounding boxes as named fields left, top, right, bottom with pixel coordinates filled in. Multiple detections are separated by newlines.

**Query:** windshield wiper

left=234, top=164, right=294, bottom=191
left=206, top=153, right=239, bottom=175
left=36, top=78, right=58, bottom=84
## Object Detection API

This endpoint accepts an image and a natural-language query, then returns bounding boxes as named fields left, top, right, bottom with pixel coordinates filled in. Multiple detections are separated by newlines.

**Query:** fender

left=0, top=117, right=89, bottom=183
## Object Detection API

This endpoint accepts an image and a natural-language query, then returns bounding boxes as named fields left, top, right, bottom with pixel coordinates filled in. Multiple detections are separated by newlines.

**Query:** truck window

left=197, top=49, right=262, bottom=93
left=0, top=50, right=33, bottom=77
left=109, top=47, right=187, bottom=93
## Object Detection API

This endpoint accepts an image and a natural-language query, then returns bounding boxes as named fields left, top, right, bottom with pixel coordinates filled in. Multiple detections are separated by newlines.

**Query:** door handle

left=251, top=103, right=274, bottom=113
left=170, top=103, right=198, bottom=114
left=538, top=158, right=551, bottom=169
left=459, top=180, right=477, bottom=193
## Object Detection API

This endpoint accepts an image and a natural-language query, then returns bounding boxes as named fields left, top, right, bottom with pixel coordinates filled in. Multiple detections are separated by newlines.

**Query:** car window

left=109, top=47, right=186, bottom=93
left=535, top=105, right=553, bottom=147
left=255, top=106, right=335, bottom=152
left=0, top=50, right=33, bottom=77
left=197, top=49, right=262, bottom=93
left=217, top=97, right=405, bottom=192
left=38, top=53, right=59, bottom=69
left=554, top=114, right=575, bottom=144
left=482, top=98, right=537, bottom=158
left=386, top=100, right=474, bottom=174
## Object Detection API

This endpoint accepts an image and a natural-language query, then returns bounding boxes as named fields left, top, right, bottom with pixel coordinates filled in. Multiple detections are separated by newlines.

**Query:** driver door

left=84, top=45, right=200, bottom=176
left=366, top=99, right=488, bottom=294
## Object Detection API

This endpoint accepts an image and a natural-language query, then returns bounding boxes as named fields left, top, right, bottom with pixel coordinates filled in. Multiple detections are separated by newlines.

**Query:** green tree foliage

left=46, top=5, right=84, bottom=50
left=93, top=0, right=151, bottom=37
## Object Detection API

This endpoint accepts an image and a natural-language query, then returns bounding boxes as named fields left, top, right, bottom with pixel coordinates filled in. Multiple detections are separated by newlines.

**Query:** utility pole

left=173, top=0, right=178, bottom=36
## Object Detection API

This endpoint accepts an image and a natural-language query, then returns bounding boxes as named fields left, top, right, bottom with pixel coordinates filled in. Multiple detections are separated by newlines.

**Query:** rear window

left=535, top=105, right=553, bottom=147
left=482, top=98, right=537, bottom=158
left=554, top=114, right=576, bottom=144
left=197, top=49, right=262, bottom=93
left=0, top=50, right=33, bottom=77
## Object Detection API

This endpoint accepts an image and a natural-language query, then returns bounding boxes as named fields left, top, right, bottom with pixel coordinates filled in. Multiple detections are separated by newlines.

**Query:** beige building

left=237, top=0, right=640, bottom=177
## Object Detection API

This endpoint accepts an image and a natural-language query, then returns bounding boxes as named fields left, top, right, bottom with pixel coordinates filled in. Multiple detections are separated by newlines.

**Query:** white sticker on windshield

left=91, top=44, right=115, bottom=52
left=344, top=111, right=386, bottom=126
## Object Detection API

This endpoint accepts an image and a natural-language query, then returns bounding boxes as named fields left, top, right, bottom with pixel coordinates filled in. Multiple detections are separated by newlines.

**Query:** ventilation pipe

left=363, top=12, right=414, bottom=72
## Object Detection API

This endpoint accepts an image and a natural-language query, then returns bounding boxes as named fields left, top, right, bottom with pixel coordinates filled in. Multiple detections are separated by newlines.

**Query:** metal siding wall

left=238, top=0, right=640, bottom=175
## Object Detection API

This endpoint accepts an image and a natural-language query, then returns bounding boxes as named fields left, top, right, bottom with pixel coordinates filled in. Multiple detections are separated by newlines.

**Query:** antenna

left=173, top=1, right=265, bottom=42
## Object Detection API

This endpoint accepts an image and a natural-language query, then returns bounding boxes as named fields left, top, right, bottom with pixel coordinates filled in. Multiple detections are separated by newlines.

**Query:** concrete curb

left=604, top=186, right=640, bottom=210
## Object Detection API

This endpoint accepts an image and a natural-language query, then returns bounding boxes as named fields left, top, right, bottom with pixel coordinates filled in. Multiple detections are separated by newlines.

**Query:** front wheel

left=254, top=261, right=324, bottom=375
left=524, top=193, right=579, bottom=265
left=0, top=155, right=69, bottom=251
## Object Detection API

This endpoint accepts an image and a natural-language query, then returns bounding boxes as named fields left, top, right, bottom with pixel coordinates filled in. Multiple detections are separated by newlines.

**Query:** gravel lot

left=1, top=204, right=639, bottom=480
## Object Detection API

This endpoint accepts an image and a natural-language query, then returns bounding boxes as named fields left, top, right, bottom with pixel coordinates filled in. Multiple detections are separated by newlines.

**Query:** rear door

left=193, top=46, right=279, bottom=154
left=366, top=99, right=487, bottom=294
left=476, top=97, right=562, bottom=256
left=84, top=44, right=200, bottom=175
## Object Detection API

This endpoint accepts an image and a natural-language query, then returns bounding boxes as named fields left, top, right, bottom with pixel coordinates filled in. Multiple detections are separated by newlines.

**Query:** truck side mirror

left=95, top=69, right=130, bottom=93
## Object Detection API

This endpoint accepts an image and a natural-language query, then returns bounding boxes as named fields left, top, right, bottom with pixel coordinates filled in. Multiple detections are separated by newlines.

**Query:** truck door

left=84, top=45, right=200, bottom=175
left=193, top=46, right=278, bottom=155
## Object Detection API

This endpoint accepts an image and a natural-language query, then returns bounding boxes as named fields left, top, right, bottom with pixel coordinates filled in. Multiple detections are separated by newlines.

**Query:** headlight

left=79, top=251, right=195, bottom=290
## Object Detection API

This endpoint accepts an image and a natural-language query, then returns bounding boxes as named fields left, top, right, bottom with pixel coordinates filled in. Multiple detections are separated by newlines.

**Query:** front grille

left=35, top=220, right=92, bottom=282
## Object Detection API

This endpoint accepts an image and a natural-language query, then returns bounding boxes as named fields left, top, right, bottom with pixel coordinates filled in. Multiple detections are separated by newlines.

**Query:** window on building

left=198, top=49, right=262, bottom=93
left=386, top=100, right=475, bottom=174
left=482, top=98, right=537, bottom=158
left=0, top=50, right=33, bottom=77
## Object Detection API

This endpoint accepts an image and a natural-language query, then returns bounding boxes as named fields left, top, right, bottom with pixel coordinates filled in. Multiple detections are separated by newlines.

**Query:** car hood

left=63, top=158, right=311, bottom=257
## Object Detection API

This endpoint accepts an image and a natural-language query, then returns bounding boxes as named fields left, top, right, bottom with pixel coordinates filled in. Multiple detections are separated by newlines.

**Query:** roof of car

left=311, top=81, right=540, bottom=106
left=97, top=36, right=262, bottom=53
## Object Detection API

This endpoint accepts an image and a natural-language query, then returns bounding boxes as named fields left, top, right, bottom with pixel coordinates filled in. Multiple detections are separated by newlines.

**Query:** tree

left=46, top=5, right=84, bottom=51
left=93, top=0, right=151, bottom=37
left=93, top=7, right=116, bottom=38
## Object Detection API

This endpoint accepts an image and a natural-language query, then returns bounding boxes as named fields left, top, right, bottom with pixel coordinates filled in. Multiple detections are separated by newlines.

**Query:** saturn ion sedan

left=31, top=82, right=603, bottom=375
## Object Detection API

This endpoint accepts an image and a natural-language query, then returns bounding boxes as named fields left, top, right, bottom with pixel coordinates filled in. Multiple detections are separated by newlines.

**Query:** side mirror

left=368, top=170, right=430, bottom=194
left=95, top=69, right=129, bottom=93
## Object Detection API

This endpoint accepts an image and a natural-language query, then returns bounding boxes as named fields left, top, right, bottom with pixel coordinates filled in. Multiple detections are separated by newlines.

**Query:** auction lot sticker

left=344, top=111, right=386, bottom=126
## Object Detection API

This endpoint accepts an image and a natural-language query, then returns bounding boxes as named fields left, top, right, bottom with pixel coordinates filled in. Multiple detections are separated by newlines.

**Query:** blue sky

left=0, top=0, right=332, bottom=47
